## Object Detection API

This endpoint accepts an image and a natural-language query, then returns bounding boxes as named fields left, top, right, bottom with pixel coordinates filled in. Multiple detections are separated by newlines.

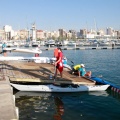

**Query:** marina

left=0, top=0, right=120, bottom=119
left=0, top=52, right=112, bottom=120
left=0, top=47, right=120, bottom=120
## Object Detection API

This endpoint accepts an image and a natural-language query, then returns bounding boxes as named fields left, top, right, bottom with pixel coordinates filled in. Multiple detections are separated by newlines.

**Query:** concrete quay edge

left=0, top=76, right=19, bottom=120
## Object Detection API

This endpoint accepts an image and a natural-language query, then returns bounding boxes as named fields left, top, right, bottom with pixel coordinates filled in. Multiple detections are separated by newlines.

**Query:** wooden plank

left=10, top=78, right=95, bottom=85
left=3, top=62, right=95, bottom=85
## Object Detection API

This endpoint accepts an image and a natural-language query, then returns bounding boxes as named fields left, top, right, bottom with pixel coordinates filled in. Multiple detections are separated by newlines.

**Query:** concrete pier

left=0, top=63, right=18, bottom=120
left=42, top=46, right=120, bottom=51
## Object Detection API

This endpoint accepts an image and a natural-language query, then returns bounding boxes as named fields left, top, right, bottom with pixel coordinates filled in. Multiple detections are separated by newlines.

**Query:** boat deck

left=0, top=61, right=95, bottom=85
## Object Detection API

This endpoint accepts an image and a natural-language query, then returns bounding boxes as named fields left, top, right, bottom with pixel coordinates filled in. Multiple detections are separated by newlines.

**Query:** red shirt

left=57, top=51, right=63, bottom=64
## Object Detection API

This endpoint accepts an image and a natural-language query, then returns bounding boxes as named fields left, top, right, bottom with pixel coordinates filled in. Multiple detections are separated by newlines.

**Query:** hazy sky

left=0, top=0, right=120, bottom=31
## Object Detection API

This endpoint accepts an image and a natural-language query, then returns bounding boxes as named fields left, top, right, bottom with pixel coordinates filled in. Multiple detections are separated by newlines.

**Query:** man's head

left=81, top=64, right=85, bottom=67
left=57, top=47, right=62, bottom=52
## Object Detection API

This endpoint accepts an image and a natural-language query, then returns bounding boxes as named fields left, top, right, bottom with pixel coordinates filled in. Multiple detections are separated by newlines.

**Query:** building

left=0, top=29, right=5, bottom=40
left=58, top=29, right=67, bottom=39
left=19, top=29, right=29, bottom=40
left=3, top=25, right=12, bottom=40
left=36, top=30, right=44, bottom=40
left=106, top=27, right=113, bottom=35
left=80, top=29, right=87, bottom=39
left=69, top=30, right=77, bottom=39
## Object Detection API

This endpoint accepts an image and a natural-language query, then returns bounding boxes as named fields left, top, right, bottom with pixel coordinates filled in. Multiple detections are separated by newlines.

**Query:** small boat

left=91, top=77, right=120, bottom=90
left=10, top=83, right=109, bottom=92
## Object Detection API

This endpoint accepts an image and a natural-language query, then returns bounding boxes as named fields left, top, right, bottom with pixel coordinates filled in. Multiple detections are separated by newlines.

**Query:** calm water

left=6, top=47, right=120, bottom=120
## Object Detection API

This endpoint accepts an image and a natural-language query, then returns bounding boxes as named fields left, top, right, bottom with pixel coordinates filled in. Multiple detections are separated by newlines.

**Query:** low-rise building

left=0, top=29, right=5, bottom=40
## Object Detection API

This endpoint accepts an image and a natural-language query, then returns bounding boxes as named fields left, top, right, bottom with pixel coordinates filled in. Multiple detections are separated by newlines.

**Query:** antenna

left=94, top=18, right=98, bottom=33
left=94, top=18, right=97, bottom=34
left=86, top=21, right=88, bottom=32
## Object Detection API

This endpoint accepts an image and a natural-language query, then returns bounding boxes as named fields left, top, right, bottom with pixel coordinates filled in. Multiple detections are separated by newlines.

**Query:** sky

left=0, top=0, right=120, bottom=31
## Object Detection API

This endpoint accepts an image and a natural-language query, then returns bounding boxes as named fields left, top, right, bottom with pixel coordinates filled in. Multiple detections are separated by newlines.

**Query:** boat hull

left=11, top=83, right=109, bottom=92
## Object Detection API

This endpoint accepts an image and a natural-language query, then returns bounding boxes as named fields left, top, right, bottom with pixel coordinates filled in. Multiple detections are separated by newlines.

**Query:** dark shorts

left=56, top=64, right=59, bottom=69
left=72, top=68, right=78, bottom=73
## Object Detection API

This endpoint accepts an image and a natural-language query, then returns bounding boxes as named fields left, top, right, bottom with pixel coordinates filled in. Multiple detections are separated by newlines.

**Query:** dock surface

left=0, top=61, right=95, bottom=85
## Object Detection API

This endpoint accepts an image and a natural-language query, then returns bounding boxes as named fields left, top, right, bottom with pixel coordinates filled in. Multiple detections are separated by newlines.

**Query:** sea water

left=5, top=48, right=120, bottom=120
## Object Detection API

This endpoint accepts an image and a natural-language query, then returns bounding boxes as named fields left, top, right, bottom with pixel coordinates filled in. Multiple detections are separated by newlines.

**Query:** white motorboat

left=3, top=47, right=42, bottom=54
left=67, top=41, right=76, bottom=46
left=32, top=41, right=39, bottom=47
left=45, top=39, right=55, bottom=47
left=10, top=83, right=109, bottom=92
left=62, top=40, right=68, bottom=46
left=99, top=40, right=111, bottom=46
left=13, top=41, right=19, bottom=47
left=115, top=42, right=120, bottom=46
left=24, top=42, right=31, bottom=47
left=6, top=41, right=14, bottom=47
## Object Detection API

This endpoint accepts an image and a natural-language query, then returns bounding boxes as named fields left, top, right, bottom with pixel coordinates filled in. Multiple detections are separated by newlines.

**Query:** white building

left=3, top=25, right=13, bottom=40
left=106, top=27, right=113, bottom=35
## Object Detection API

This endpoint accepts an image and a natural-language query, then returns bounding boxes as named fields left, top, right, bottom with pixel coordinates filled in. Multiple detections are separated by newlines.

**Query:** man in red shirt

left=54, top=48, right=63, bottom=79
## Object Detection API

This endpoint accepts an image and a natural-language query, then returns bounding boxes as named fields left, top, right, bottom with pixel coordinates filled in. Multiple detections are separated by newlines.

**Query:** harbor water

left=4, top=47, right=120, bottom=120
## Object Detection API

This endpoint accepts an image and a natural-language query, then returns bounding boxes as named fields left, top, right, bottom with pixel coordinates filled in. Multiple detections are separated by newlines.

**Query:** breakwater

left=44, top=46, right=120, bottom=50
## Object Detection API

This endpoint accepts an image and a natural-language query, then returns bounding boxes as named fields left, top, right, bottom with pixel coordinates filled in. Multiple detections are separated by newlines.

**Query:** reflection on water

left=15, top=91, right=109, bottom=98
left=15, top=91, right=116, bottom=120
left=53, top=97, right=64, bottom=120
left=88, top=91, right=109, bottom=97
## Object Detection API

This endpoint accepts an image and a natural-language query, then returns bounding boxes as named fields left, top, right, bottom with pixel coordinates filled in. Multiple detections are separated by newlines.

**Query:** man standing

left=54, top=48, right=63, bottom=79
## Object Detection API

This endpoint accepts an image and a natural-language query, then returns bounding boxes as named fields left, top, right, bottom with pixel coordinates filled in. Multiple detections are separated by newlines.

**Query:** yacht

left=99, top=40, right=111, bottom=46
left=24, top=42, right=31, bottom=47
left=115, top=41, right=120, bottom=46
left=62, top=40, right=68, bottom=46
left=13, top=41, right=19, bottom=47
left=45, top=39, right=55, bottom=47
left=6, top=41, right=14, bottom=47
left=76, top=41, right=84, bottom=46
left=32, top=41, right=39, bottom=47
left=67, top=41, right=76, bottom=46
